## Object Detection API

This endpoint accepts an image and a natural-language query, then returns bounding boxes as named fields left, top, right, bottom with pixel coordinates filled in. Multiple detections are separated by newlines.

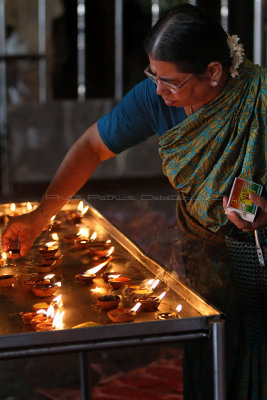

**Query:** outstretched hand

left=223, top=193, right=267, bottom=232
left=2, top=210, right=50, bottom=257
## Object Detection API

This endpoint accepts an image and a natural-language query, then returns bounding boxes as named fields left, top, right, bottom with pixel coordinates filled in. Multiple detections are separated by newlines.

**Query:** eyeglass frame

left=144, top=65, right=193, bottom=94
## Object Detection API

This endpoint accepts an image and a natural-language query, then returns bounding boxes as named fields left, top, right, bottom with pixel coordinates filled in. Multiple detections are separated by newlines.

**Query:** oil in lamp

left=101, top=271, right=120, bottom=283
left=63, top=233, right=80, bottom=244
left=156, top=304, right=182, bottom=320
left=97, top=295, right=120, bottom=311
left=74, top=227, right=91, bottom=249
left=0, top=274, right=16, bottom=287
left=32, top=301, right=50, bottom=312
left=41, top=254, right=63, bottom=268
left=107, top=302, right=141, bottom=323
left=35, top=259, right=57, bottom=273
left=31, top=278, right=61, bottom=298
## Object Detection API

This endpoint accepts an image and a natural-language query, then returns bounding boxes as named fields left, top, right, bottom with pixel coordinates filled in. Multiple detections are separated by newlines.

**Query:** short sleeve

left=97, top=79, right=157, bottom=154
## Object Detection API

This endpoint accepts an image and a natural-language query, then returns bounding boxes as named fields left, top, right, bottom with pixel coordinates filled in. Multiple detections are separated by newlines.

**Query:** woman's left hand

left=223, top=193, right=267, bottom=231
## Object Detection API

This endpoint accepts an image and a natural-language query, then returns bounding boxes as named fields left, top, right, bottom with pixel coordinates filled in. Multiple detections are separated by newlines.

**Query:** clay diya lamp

left=22, top=311, right=38, bottom=325
left=108, top=276, right=131, bottom=290
left=156, top=312, right=178, bottom=320
left=41, top=255, right=63, bottom=268
left=22, top=277, right=40, bottom=291
left=88, top=242, right=112, bottom=257
left=107, top=307, right=137, bottom=323
left=48, top=220, right=62, bottom=231
left=0, top=274, right=16, bottom=287
left=101, top=272, right=119, bottom=283
left=35, top=321, right=54, bottom=331
left=31, top=314, right=50, bottom=327
left=91, top=255, right=113, bottom=267
left=65, top=210, right=83, bottom=224
left=137, top=296, right=161, bottom=312
left=63, top=233, right=80, bottom=244
left=97, top=295, right=120, bottom=311
left=35, top=260, right=56, bottom=273
left=74, top=239, right=90, bottom=250
left=32, top=283, right=58, bottom=298
left=75, top=273, right=96, bottom=284
left=7, top=249, right=21, bottom=260
left=38, top=243, right=59, bottom=256
left=126, top=285, right=153, bottom=299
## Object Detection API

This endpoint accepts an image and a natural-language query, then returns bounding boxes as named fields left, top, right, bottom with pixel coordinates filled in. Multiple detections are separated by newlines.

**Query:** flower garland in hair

left=227, top=34, right=245, bottom=78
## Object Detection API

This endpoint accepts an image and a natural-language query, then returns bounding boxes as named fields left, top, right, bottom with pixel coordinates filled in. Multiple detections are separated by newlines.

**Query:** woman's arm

left=2, top=122, right=115, bottom=256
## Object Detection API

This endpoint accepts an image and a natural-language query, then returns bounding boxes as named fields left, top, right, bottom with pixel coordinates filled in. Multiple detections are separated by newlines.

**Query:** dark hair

left=145, top=3, right=231, bottom=74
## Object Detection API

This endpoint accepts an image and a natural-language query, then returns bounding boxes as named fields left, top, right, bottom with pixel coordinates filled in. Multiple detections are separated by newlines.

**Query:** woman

left=3, top=4, right=267, bottom=399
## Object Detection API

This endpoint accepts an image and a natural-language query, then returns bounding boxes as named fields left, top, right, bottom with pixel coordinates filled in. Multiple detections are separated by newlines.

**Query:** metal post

left=38, top=0, right=46, bottom=102
left=151, top=0, right=159, bottom=27
left=254, top=0, right=263, bottom=65
left=220, top=0, right=229, bottom=33
left=77, top=0, right=86, bottom=101
left=79, top=351, right=91, bottom=400
left=210, top=319, right=226, bottom=400
left=0, top=0, right=10, bottom=196
left=115, top=0, right=123, bottom=100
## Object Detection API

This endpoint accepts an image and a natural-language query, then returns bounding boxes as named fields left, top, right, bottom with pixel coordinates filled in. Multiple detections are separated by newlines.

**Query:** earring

left=211, top=80, right=218, bottom=87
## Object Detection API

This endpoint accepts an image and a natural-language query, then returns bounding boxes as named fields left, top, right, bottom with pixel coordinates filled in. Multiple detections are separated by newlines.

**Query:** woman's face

left=148, top=58, right=216, bottom=108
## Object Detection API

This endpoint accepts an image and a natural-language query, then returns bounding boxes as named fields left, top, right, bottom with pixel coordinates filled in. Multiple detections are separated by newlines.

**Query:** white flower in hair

left=227, top=34, right=245, bottom=78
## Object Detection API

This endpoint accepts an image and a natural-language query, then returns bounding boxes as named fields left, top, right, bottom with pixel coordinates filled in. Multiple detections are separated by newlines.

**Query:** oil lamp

left=107, top=302, right=141, bottom=323
left=108, top=276, right=131, bottom=290
left=65, top=201, right=89, bottom=224
left=38, top=241, right=59, bottom=256
left=137, top=291, right=166, bottom=312
left=0, top=274, right=16, bottom=287
left=97, top=295, right=120, bottom=311
left=7, top=249, right=21, bottom=259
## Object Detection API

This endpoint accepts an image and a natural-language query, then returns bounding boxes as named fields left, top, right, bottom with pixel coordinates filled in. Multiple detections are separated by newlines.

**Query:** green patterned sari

left=159, top=59, right=267, bottom=239
left=158, top=60, right=267, bottom=400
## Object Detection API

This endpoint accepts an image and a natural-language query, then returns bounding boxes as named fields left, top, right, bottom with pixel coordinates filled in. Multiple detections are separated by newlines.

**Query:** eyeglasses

left=144, top=65, right=193, bottom=94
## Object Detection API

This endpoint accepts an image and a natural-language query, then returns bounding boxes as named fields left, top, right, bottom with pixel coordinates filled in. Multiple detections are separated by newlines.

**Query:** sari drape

left=158, top=59, right=267, bottom=239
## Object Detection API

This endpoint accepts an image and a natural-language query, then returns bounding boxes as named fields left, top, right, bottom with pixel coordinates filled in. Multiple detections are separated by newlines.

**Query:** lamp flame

left=81, top=205, right=89, bottom=215
left=90, top=232, right=97, bottom=241
left=51, top=295, right=62, bottom=307
left=55, top=282, right=62, bottom=287
left=44, top=274, right=55, bottom=280
left=45, top=241, right=56, bottom=248
left=130, top=302, right=141, bottom=313
left=47, top=305, right=55, bottom=319
left=176, top=304, right=182, bottom=313
left=90, top=287, right=106, bottom=294
left=78, top=227, right=89, bottom=238
left=157, top=291, right=167, bottom=301
left=83, top=261, right=108, bottom=276
left=36, top=309, right=47, bottom=315
left=106, top=246, right=114, bottom=257
left=151, top=279, right=160, bottom=290
left=106, top=239, right=111, bottom=244
left=2, top=252, right=7, bottom=261
left=27, top=202, right=32, bottom=211
left=10, top=203, right=15, bottom=212
left=52, top=310, right=64, bottom=329
left=78, top=201, right=84, bottom=212
left=50, top=215, right=56, bottom=223
left=52, top=233, right=59, bottom=241
left=108, top=274, right=121, bottom=279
